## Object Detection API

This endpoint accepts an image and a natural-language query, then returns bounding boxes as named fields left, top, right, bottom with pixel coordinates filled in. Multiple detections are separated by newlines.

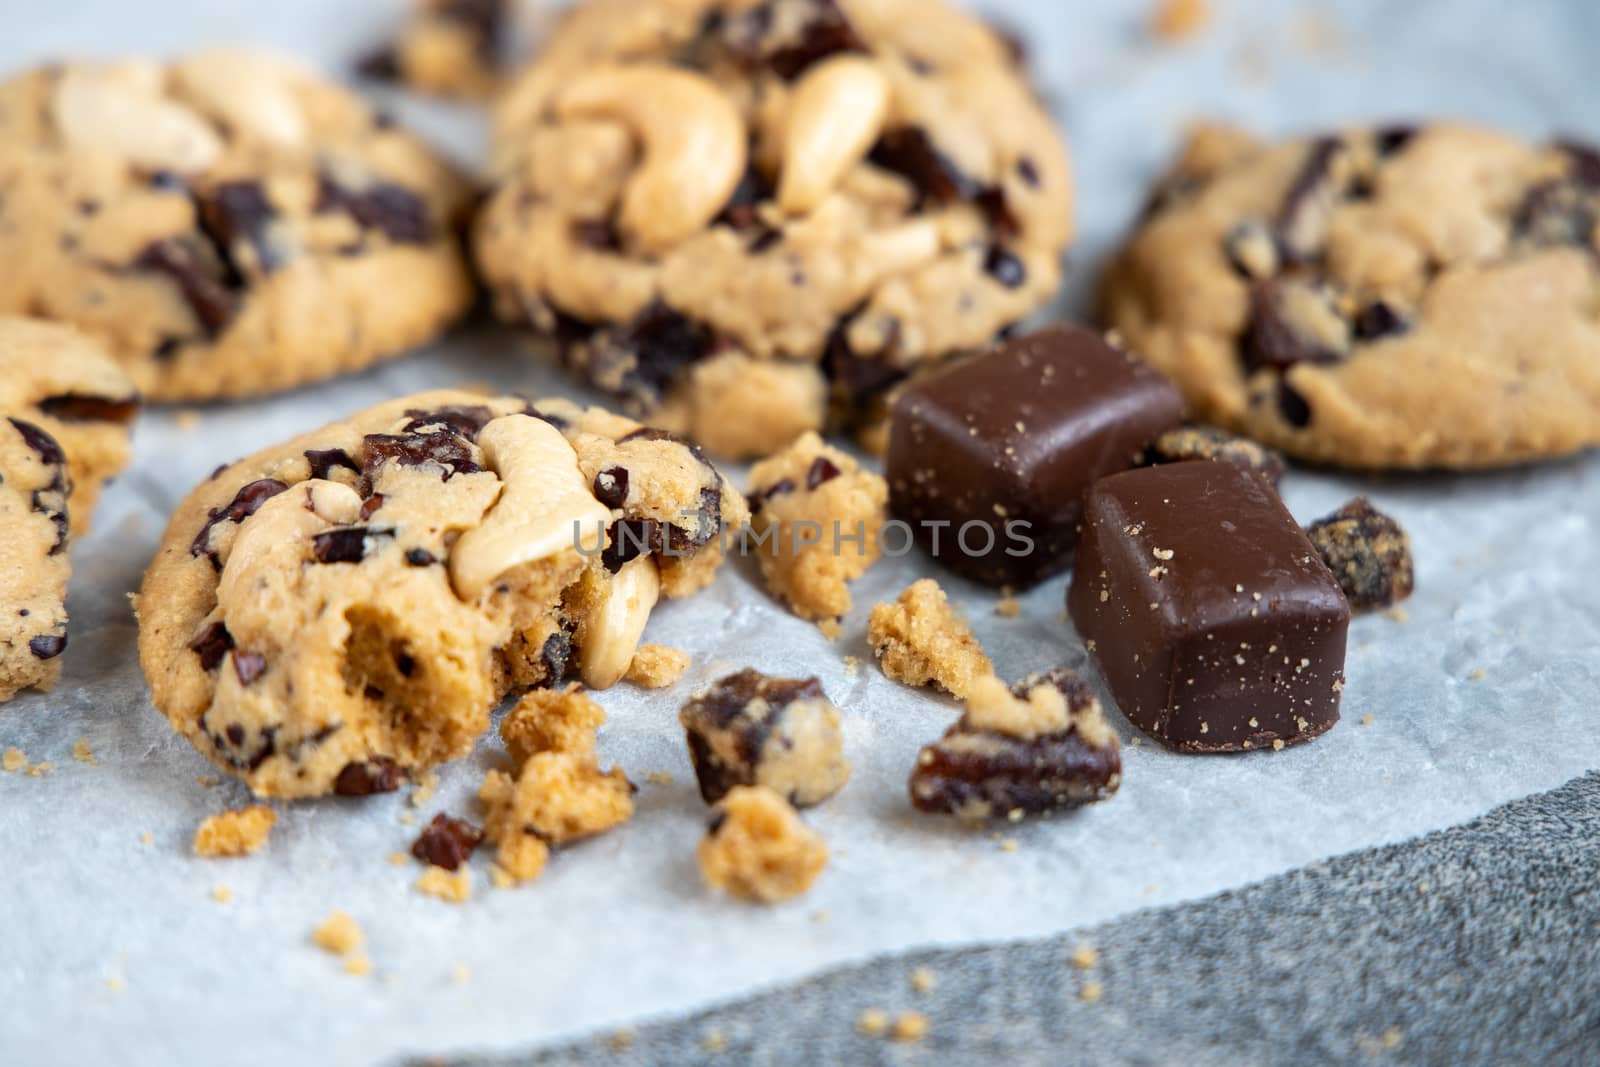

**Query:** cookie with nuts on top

left=0, top=51, right=475, bottom=402
left=1101, top=123, right=1600, bottom=469
left=476, top=0, right=1075, bottom=458
left=136, top=390, right=746, bottom=798
left=0, top=319, right=138, bottom=703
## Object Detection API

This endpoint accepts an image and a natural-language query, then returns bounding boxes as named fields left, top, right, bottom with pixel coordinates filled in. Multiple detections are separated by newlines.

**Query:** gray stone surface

left=437, top=773, right=1600, bottom=1067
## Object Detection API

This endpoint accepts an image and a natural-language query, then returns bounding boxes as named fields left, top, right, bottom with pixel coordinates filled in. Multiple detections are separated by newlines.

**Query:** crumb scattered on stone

left=626, top=644, right=691, bottom=688
left=1071, top=944, right=1100, bottom=970
left=2, top=747, right=25, bottom=772
left=416, top=866, right=472, bottom=903
left=856, top=1008, right=889, bottom=1036
left=817, top=618, right=843, bottom=640
left=1382, top=1026, right=1403, bottom=1049
left=994, top=596, right=1022, bottom=618
left=910, top=967, right=937, bottom=993
left=701, top=1027, right=728, bottom=1053
left=1150, top=0, right=1210, bottom=41
left=1079, top=979, right=1104, bottom=1003
left=891, top=1011, right=929, bottom=1043
left=1361, top=713, right=1375, bottom=725
left=868, top=579, right=993, bottom=699
left=193, top=806, right=276, bottom=858
left=211, top=884, right=233, bottom=904
left=313, top=911, right=365, bottom=956
left=698, top=785, right=827, bottom=903
left=72, top=738, right=96, bottom=765
left=608, top=1029, right=636, bottom=1052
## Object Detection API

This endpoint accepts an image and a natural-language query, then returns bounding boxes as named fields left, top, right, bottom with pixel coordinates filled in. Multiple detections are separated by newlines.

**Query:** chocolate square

left=1068, top=461, right=1350, bottom=752
left=887, top=325, right=1183, bottom=588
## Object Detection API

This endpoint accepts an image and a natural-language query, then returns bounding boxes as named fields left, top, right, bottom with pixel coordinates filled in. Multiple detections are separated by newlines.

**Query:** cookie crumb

left=1385, top=606, right=1409, bottom=623
left=450, top=962, right=472, bottom=985
left=890, top=1011, right=929, bottom=1043
left=72, top=738, right=96, bottom=765
left=817, top=618, right=844, bottom=640
left=1070, top=944, right=1100, bottom=970
left=643, top=769, right=675, bottom=786
left=1361, top=713, right=1375, bottom=725
left=996, top=836, right=1019, bottom=852
left=399, top=811, right=416, bottom=826
left=698, top=785, right=827, bottom=903
left=313, top=911, right=365, bottom=956
left=25, top=760, right=54, bottom=777
left=626, top=644, right=691, bottom=688
left=479, top=750, right=633, bottom=880
left=994, top=596, right=1022, bottom=618
left=416, top=866, right=472, bottom=903
left=344, top=954, right=372, bottom=977
left=387, top=851, right=409, bottom=865
left=843, top=655, right=860, bottom=676
left=1150, top=0, right=1210, bottom=41
left=174, top=410, right=201, bottom=431
left=607, top=1029, right=636, bottom=1052
left=856, top=1008, right=889, bottom=1036
left=500, top=683, right=606, bottom=764
left=106, top=975, right=125, bottom=993
left=700, top=1027, right=728, bottom=1053
left=488, top=864, right=517, bottom=890
left=1079, top=980, right=1104, bottom=1003
left=2, top=747, right=24, bottom=772
left=1272, top=739, right=1285, bottom=751
left=211, top=884, right=233, bottom=904
left=139, top=831, right=154, bottom=847
left=193, top=806, right=276, bottom=858
left=910, top=967, right=937, bottom=993
left=868, top=579, right=993, bottom=699
left=409, top=769, right=440, bottom=807
left=196, top=775, right=221, bottom=787
left=1468, top=668, right=1487, bottom=681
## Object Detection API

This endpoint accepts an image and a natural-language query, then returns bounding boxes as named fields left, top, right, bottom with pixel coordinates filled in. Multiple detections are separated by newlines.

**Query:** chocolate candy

left=887, top=325, right=1183, bottom=587
left=1068, top=461, right=1350, bottom=752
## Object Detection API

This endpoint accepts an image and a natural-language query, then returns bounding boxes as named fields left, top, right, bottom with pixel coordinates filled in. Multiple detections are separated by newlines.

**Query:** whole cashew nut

left=576, top=554, right=661, bottom=690
left=173, top=48, right=308, bottom=150
left=53, top=65, right=222, bottom=172
left=449, top=415, right=613, bottom=601
left=778, top=56, right=891, bottom=215
left=556, top=65, right=747, bottom=253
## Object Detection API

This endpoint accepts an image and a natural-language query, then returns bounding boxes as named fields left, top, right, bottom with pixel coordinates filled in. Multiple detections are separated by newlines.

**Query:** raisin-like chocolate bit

left=312, top=525, right=395, bottom=564
left=1558, top=139, right=1600, bottom=187
left=1242, top=280, right=1349, bottom=373
left=361, top=431, right=482, bottom=483
left=333, top=757, right=404, bottom=796
left=747, top=477, right=794, bottom=513
left=201, top=180, right=283, bottom=272
left=805, top=456, right=841, bottom=491
left=190, top=478, right=290, bottom=561
left=725, top=0, right=865, bottom=80
left=909, top=671, right=1121, bottom=820
left=982, top=245, right=1027, bottom=288
left=1274, top=136, right=1346, bottom=264
left=8, top=417, right=66, bottom=468
left=1375, top=125, right=1418, bottom=157
left=233, top=651, right=268, bottom=686
left=1277, top=380, right=1313, bottom=428
left=601, top=518, right=664, bottom=573
left=869, top=127, right=983, bottom=204
left=1511, top=178, right=1598, bottom=250
left=593, top=466, right=629, bottom=509
left=822, top=325, right=904, bottom=405
left=133, top=238, right=242, bottom=338
left=580, top=303, right=716, bottom=411
left=1144, top=425, right=1286, bottom=488
left=405, top=547, right=436, bottom=566
left=28, top=633, right=67, bottom=660
left=679, top=668, right=851, bottom=808
left=358, top=495, right=384, bottom=521
left=188, top=621, right=235, bottom=671
left=411, top=812, right=483, bottom=871
left=304, top=447, right=360, bottom=480
left=540, top=627, right=573, bottom=685
left=399, top=405, right=494, bottom=439
left=315, top=174, right=433, bottom=244
left=1305, top=497, right=1414, bottom=612
left=1352, top=300, right=1409, bottom=341
left=37, top=394, right=138, bottom=424
left=205, top=717, right=279, bottom=771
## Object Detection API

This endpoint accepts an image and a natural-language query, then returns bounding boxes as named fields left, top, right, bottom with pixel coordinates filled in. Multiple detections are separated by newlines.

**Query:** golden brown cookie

left=476, top=0, right=1075, bottom=457
left=135, top=390, right=746, bottom=798
left=0, top=52, right=475, bottom=401
left=1101, top=124, right=1600, bottom=469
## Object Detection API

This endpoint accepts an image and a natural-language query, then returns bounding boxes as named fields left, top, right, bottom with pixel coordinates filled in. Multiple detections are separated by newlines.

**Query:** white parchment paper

left=2, top=2, right=1598, bottom=1064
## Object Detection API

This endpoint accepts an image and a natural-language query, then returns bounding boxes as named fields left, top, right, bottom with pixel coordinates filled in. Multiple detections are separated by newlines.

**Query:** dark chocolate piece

left=333, top=757, right=404, bottom=796
left=1069, top=462, right=1350, bottom=753
left=887, top=325, right=1184, bottom=588
left=411, top=812, right=483, bottom=871
left=1305, top=497, right=1414, bottom=612
left=1143, top=425, right=1286, bottom=488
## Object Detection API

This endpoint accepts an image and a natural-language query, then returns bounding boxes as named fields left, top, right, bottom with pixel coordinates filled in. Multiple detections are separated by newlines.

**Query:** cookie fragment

left=624, top=644, right=690, bottom=688
left=697, top=785, right=828, bottom=904
left=499, top=684, right=607, bottom=764
left=909, top=671, right=1122, bottom=821
left=1143, top=425, right=1286, bottom=487
left=1305, top=497, right=1414, bottom=612
left=679, top=668, right=851, bottom=808
left=868, top=579, right=993, bottom=699
left=193, top=806, right=276, bottom=857
left=745, top=432, right=886, bottom=620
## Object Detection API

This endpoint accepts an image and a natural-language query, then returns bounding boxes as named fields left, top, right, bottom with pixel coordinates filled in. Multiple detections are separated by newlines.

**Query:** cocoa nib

left=399, top=405, right=495, bottom=439
left=305, top=447, right=360, bottom=481
left=133, top=237, right=242, bottom=338
left=540, top=627, right=573, bottom=685
left=724, top=0, right=865, bottom=80
left=312, top=525, right=395, bottom=564
left=411, top=812, right=483, bottom=870
left=592, top=466, right=629, bottom=509
left=1305, top=497, right=1414, bottom=612
left=909, top=671, right=1121, bottom=820
left=190, top=478, right=289, bottom=562
left=333, top=757, right=404, bottom=796
left=8, top=417, right=66, bottom=468
left=805, top=455, right=841, bottom=490
left=37, top=394, right=138, bottom=424
left=405, top=547, right=436, bottom=566
left=233, top=650, right=268, bottom=686
left=315, top=174, right=433, bottom=244
left=28, top=633, right=66, bottom=660
left=869, top=127, right=984, bottom=204
left=576, top=303, right=716, bottom=412
left=361, top=430, right=482, bottom=484
left=201, top=180, right=284, bottom=272
left=188, top=621, right=235, bottom=671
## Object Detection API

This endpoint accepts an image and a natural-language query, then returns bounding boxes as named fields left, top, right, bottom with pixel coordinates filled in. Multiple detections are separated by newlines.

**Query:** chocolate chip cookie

left=476, top=0, right=1075, bottom=458
left=0, top=416, right=72, bottom=702
left=1101, top=124, right=1600, bottom=469
left=0, top=51, right=476, bottom=402
left=136, top=390, right=747, bottom=798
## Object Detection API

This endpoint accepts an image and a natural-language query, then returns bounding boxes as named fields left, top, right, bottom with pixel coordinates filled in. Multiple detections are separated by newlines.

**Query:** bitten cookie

left=476, top=0, right=1075, bottom=458
left=136, top=390, right=746, bottom=798
left=0, top=417, right=72, bottom=701
left=0, top=317, right=138, bottom=532
left=0, top=51, right=476, bottom=401
left=1102, top=124, right=1600, bottom=468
